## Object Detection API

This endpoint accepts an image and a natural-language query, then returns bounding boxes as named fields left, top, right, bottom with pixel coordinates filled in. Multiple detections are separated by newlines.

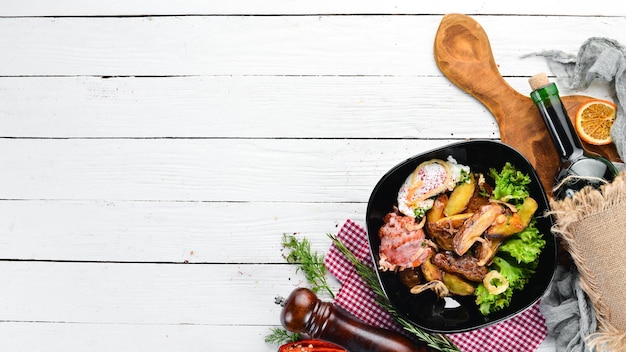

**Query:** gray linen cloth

left=539, top=265, right=598, bottom=352
left=529, top=37, right=626, bottom=352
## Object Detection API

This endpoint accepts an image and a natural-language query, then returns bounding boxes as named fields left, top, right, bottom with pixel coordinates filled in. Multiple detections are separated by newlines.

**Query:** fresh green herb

left=458, top=169, right=471, bottom=184
left=476, top=219, right=545, bottom=315
left=414, top=206, right=429, bottom=219
left=493, top=256, right=535, bottom=290
left=266, top=234, right=334, bottom=347
left=476, top=163, right=546, bottom=316
left=474, top=278, right=514, bottom=316
left=282, top=233, right=334, bottom=298
left=264, top=327, right=301, bottom=345
left=328, top=234, right=460, bottom=352
left=475, top=253, right=539, bottom=315
left=489, top=162, right=531, bottom=203
left=499, top=220, right=546, bottom=265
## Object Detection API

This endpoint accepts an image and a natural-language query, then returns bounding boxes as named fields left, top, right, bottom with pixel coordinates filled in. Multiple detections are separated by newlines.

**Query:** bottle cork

left=529, top=72, right=550, bottom=91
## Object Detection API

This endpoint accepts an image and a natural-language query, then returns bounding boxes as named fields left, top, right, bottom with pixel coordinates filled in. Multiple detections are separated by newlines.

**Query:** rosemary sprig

left=327, top=233, right=460, bottom=352
left=281, top=233, right=335, bottom=298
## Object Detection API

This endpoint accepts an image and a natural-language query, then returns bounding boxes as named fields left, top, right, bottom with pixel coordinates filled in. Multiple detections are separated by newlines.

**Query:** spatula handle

left=434, top=14, right=525, bottom=124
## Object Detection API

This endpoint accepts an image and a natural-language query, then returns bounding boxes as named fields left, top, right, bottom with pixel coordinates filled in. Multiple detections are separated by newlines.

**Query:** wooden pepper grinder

left=279, top=287, right=433, bottom=352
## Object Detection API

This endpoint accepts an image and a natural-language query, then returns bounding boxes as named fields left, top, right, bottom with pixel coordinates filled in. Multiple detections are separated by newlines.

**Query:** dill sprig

left=281, top=233, right=335, bottom=298
left=265, top=234, right=333, bottom=347
left=327, top=233, right=460, bottom=352
left=264, top=327, right=301, bottom=345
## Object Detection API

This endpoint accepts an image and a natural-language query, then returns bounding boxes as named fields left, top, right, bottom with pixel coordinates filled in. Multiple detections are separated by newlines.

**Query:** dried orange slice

left=575, top=99, right=617, bottom=145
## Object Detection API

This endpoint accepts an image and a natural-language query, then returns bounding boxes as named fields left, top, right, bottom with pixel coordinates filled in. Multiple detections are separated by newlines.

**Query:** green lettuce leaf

left=498, top=220, right=546, bottom=265
left=489, top=162, right=531, bottom=203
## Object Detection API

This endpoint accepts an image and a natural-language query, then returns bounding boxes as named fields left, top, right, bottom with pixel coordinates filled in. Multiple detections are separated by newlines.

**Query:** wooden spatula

left=433, top=13, right=620, bottom=197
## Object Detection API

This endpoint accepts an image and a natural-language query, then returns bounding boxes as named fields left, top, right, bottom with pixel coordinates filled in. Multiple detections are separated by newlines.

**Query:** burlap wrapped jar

left=549, top=171, right=626, bottom=351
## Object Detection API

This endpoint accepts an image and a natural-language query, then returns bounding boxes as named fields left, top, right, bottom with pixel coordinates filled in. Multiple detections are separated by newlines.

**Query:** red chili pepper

left=278, top=339, right=347, bottom=352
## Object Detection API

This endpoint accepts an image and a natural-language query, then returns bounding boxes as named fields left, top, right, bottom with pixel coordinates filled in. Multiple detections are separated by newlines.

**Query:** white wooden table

left=1, top=2, right=625, bottom=351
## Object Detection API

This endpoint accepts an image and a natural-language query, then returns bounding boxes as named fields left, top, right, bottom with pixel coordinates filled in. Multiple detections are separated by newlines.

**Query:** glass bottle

left=529, top=73, right=618, bottom=200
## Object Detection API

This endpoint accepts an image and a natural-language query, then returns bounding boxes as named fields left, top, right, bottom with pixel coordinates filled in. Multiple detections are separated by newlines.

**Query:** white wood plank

left=0, top=261, right=558, bottom=351
left=0, top=75, right=500, bottom=138
left=1, top=75, right=615, bottom=139
left=0, top=15, right=439, bottom=76
left=0, top=138, right=455, bottom=202
left=0, top=321, right=557, bottom=352
left=0, top=322, right=286, bottom=352
left=0, top=260, right=555, bottom=348
left=1, top=0, right=625, bottom=16
left=0, top=16, right=625, bottom=76
left=0, top=200, right=364, bottom=263
left=0, top=261, right=338, bottom=325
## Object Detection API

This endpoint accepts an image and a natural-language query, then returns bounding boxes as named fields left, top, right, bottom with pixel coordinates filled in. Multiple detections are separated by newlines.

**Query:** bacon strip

left=378, top=212, right=434, bottom=272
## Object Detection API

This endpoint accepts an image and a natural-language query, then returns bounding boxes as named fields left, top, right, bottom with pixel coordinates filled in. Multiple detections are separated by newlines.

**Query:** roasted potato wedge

left=443, top=272, right=475, bottom=296
left=486, top=197, right=538, bottom=238
left=426, top=193, right=448, bottom=223
left=485, top=213, right=524, bottom=237
left=421, top=255, right=443, bottom=282
left=517, top=196, right=538, bottom=227
left=443, top=174, right=475, bottom=217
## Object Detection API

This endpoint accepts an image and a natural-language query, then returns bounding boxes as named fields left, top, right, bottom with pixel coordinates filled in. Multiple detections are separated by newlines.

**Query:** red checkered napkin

left=324, top=219, right=548, bottom=352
